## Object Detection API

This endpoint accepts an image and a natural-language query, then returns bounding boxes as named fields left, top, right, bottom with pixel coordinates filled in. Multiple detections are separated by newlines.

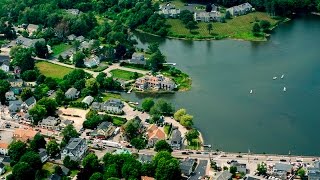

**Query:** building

left=170, top=128, right=182, bottom=150
left=214, top=171, right=232, bottom=180
left=82, top=96, right=94, bottom=105
left=8, top=100, right=22, bottom=112
left=90, top=121, right=115, bottom=139
left=5, top=91, right=15, bottom=101
left=67, top=34, right=76, bottom=41
left=0, top=163, right=5, bottom=175
left=13, top=128, right=38, bottom=142
left=135, top=74, right=176, bottom=91
left=130, top=52, right=146, bottom=65
left=0, top=55, right=10, bottom=72
left=0, top=131, right=13, bottom=155
left=49, top=174, right=61, bottom=180
left=226, top=2, right=253, bottom=16
left=16, top=36, right=45, bottom=47
left=66, top=9, right=81, bottom=15
left=138, top=154, right=153, bottom=164
left=101, top=99, right=124, bottom=114
left=84, top=56, right=100, bottom=68
left=65, top=88, right=79, bottom=99
left=307, top=167, right=320, bottom=180
left=61, top=138, right=88, bottom=161
left=60, top=166, right=70, bottom=176
left=8, top=78, right=23, bottom=87
left=180, top=158, right=196, bottom=176
left=146, top=124, right=166, bottom=147
left=26, top=24, right=39, bottom=35
left=91, top=102, right=101, bottom=111
left=0, top=143, right=9, bottom=155
left=159, top=3, right=180, bottom=18
left=113, top=149, right=131, bottom=155
left=194, top=11, right=221, bottom=22
left=273, top=163, right=293, bottom=178
left=39, top=116, right=60, bottom=129
left=39, top=148, right=49, bottom=163
left=21, top=96, right=36, bottom=110
left=231, top=162, right=247, bottom=174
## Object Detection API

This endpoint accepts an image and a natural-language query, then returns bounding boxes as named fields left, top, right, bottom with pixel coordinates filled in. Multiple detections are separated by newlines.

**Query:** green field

left=112, top=116, right=127, bottom=126
left=110, top=69, right=143, bottom=80
left=162, top=70, right=192, bottom=91
left=52, top=43, right=71, bottom=56
left=167, top=12, right=280, bottom=41
left=102, top=93, right=123, bottom=101
left=36, top=61, right=73, bottom=79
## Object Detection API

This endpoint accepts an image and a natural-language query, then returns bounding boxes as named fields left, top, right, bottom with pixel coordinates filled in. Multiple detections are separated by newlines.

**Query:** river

left=122, top=15, right=320, bottom=156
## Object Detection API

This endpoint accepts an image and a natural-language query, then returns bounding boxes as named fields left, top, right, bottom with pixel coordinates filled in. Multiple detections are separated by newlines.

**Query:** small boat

left=250, top=89, right=253, bottom=94
left=273, top=76, right=277, bottom=80
left=281, top=74, right=284, bottom=79
left=283, top=87, right=286, bottom=92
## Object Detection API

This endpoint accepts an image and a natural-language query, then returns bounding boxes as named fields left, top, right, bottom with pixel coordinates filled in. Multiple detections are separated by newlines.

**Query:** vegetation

left=154, top=140, right=173, bottom=152
left=52, top=43, right=71, bottom=56
left=110, top=69, right=143, bottom=81
left=162, top=67, right=192, bottom=91
left=36, top=61, right=73, bottom=79
left=174, top=108, right=194, bottom=128
left=142, top=98, right=155, bottom=112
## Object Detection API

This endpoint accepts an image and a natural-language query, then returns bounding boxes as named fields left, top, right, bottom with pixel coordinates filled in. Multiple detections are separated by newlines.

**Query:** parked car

left=280, top=159, right=287, bottom=162
left=181, top=152, right=188, bottom=155
left=196, top=151, right=202, bottom=154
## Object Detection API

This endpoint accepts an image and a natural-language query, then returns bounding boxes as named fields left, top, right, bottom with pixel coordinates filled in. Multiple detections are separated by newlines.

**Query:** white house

left=21, top=96, right=36, bottom=110
left=61, top=138, right=88, bottom=161
left=82, top=96, right=94, bottom=105
left=0, top=163, right=5, bottom=175
left=0, top=55, right=9, bottom=72
left=84, top=56, right=100, bottom=68
left=101, top=99, right=124, bottom=114
left=0, top=143, right=9, bottom=155
left=65, top=88, right=79, bottom=99
left=5, top=91, right=15, bottom=101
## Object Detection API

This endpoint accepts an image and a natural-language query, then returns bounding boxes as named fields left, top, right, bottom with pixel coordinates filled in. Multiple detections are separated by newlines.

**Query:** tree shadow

left=190, top=31, right=199, bottom=35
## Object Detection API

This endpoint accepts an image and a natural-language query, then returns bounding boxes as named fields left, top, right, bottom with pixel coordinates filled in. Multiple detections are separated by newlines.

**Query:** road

left=190, top=160, right=208, bottom=180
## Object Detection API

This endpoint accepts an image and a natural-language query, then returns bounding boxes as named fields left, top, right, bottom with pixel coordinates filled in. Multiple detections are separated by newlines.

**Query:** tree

left=147, top=42, right=160, bottom=54
left=257, top=162, right=267, bottom=175
left=90, top=172, right=103, bottom=180
left=207, top=23, right=213, bottom=34
left=85, top=78, right=99, bottom=95
left=141, top=162, right=155, bottom=177
left=104, top=164, right=119, bottom=179
left=179, top=10, right=194, bottom=24
left=55, top=89, right=65, bottom=105
left=21, top=70, right=38, bottom=81
left=34, top=41, right=49, bottom=58
left=73, top=40, right=81, bottom=51
left=44, top=77, right=58, bottom=90
left=206, top=4, right=213, bottom=12
left=225, top=11, right=231, bottom=19
left=121, top=160, right=141, bottom=180
left=180, top=114, right=194, bottom=128
left=154, top=140, right=172, bottom=152
left=186, top=21, right=197, bottom=33
left=63, top=156, right=79, bottom=169
left=12, top=162, right=35, bottom=180
left=8, top=141, right=27, bottom=165
left=37, top=97, right=58, bottom=116
left=54, top=165, right=63, bottom=176
left=0, top=69, right=7, bottom=79
left=185, top=129, right=199, bottom=144
left=30, top=133, right=46, bottom=151
left=46, top=140, right=60, bottom=157
left=141, top=98, right=155, bottom=112
left=29, top=104, right=47, bottom=124
left=10, top=47, right=34, bottom=73
left=155, top=99, right=174, bottom=115
left=20, top=151, right=42, bottom=170
left=230, top=166, right=237, bottom=177
left=21, top=88, right=33, bottom=101
left=252, top=23, right=261, bottom=36
left=124, top=121, right=139, bottom=140
left=297, top=168, right=306, bottom=177
left=82, top=153, right=100, bottom=176
left=174, top=109, right=186, bottom=122
left=62, top=125, right=79, bottom=145
left=260, top=20, right=271, bottom=31
left=130, top=138, right=146, bottom=151
left=155, top=158, right=181, bottom=180
left=0, top=80, right=10, bottom=104
left=73, top=51, right=85, bottom=67
left=148, top=50, right=165, bottom=72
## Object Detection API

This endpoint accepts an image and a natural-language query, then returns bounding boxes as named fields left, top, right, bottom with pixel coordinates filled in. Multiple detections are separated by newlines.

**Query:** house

left=8, top=78, right=23, bottom=87
left=170, top=128, right=182, bottom=150
left=82, top=96, right=94, bottom=105
left=49, top=174, right=61, bottom=180
left=0, top=55, right=10, bottom=72
left=84, top=56, right=100, bottom=68
left=214, top=171, right=232, bottom=180
left=13, top=128, right=38, bottom=142
left=10, top=87, right=22, bottom=95
left=21, top=96, right=36, bottom=110
left=0, top=143, right=9, bottom=155
left=5, top=91, right=15, bottom=101
left=66, top=9, right=81, bottom=15
left=16, top=36, right=45, bottom=47
left=39, top=116, right=60, bottom=129
left=8, top=100, right=22, bottom=112
left=138, top=154, right=153, bottom=164
left=180, top=158, right=196, bottom=176
left=146, top=124, right=166, bottom=147
left=307, top=167, right=320, bottom=180
left=75, top=36, right=85, bottom=42
left=60, top=166, right=70, bottom=176
left=59, top=120, right=74, bottom=129
left=231, top=162, right=247, bottom=174
left=101, top=99, right=124, bottom=114
left=273, top=163, right=293, bottom=178
left=130, top=52, right=146, bottom=65
left=65, top=88, right=79, bottom=99
left=39, top=148, right=49, bottom=163
left=91, top=102, right=101, bottom=111
left=90, top=121, right=115, bottom=139
left=159, top=3, right=180, bottom=18
left=26, top=24, right=39, bottom=35
left=67, top=34, right=76, bottom=41
left=0, top=131, right=13, bottom=155
left=135, top=74, right=176, bottom=91
left=0, top=163, right=5, bottom=175
left=226, top=2, right=253, bottom=16
left=61, top=138, right=88, bottom=161
left=194, top=11, right=221, bottom=22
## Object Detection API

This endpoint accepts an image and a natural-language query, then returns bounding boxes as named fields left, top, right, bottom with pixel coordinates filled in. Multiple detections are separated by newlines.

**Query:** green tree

left=179, top=10, right=194, bottom=24
left=21, top=88, right=33, bottom=101
left=73, top=40, right=81, bottom=51
left=20, top=151, right=42, bottom=170
left=154, top=140, right=172, bottom=152
left=130, top=138, right=146, bottom=151
left=205, top=4, right=213, bottom=12
left=230, top=166, right=237, bottom=177
left=21, top=70, right=38, bottom=82
left=30, top=133, right=46, bottom=151
left=257, top=162, right=267, bottom=175
left=62, top=125, right=79, bottom=145
left=260, top=20, right=271, bottom=31
left=252, top=23, right=261, bottom=36
left=44, top=77, right=58, bottom=90
left=186, top=21, right=197, bottom=33
left=297, top=168, right=306, bottom=177
left=207, top=23, right=213, bottom=34
left=82, top=153, right=100, bottom=176
left=63, top=156, right=79, bottom=169
left=155, top=158, right=181, bottom=180
left=0, top=80, right=10, bottom=104
left=10, top=47, right=34, bottom=73
left=148, top=50, right=165, bottom=72
left=54, top=165, right=63, bottom=176
left=73, top=51, right=85, bottom=67
left=0, top=69, right=7, bottom=79
left=46, top=140, right=60, bottom=157
left=29, top=104, right=47, bottom=124
left=180, top=114, right=194, bottom=128
left=34, top=41, right=49, bottom=58
left=90, top=172, right=103, bottom=180
left=55, top=89, right=65, bottom=105
left=123, top=120, right=140, bottom=140
left=185, top=129, right=199, bottom=145
left=121, top=160, right=141, bottom=180
left=174, top=109, right=186, bottom=122
left=225, top=11, right=232, bottom=19
left=104, top=164, right=119, bottom=179
left=141, top=98, right=155, bottom=112
left=141, top=162, right=155, bottom=177
left=154, top=99, right=174, bottom=115
left=12, top=162, right=35, bottom=180
left=85, top=78, right=99, bottom=95
left=37, top=97, right=58, bottom=116
left=8, top=141, right=27, bottom=165
left=147, top=42, right=160, bottom=54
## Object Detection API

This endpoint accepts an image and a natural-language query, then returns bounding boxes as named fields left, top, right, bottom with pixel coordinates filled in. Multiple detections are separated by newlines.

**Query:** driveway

left=190, top=160, right=208, bottom=180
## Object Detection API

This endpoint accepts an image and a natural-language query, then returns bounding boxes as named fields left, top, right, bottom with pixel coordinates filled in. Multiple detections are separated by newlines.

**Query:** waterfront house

left=146, top=124, right=166, bottom=147
left=101, top=99, right=124, bottom=114
left=180, top=158, right=196, bottom=176
left=82, top=96, right=94, bottom=106
left=214, top=171, right=232, bottom=180
left=226, top=2, right=253, bottom=16
left=8, top=78, right=23, bottom=87
left=0, top=55, right=10, bottom=72
left=194, top=11, right=221, bottom=22
left=5, top=91, right=15, bottom=101
left=138, top=154, right=153, bottom=164
left=13, top=128, right=38, bottom=142
left=39, top=116, right=60, bottom=129
left=38, top=148, right=49, bottom=163
left=135, top=74, right=176, bottom=91
left=61, top=138, right=88, bottom=161
left=65, top=87, right=79, bottom=99
left=8, top=100, right=22, bottom=112
left=90, top=121, right=115, bottom=139
left=170, top=128, right=182, bottom=150
left=130, top=52, right=146, bottom=65
left=159, top=3, right=180, bottom=18
left=21, top=96, right=36, bottom=110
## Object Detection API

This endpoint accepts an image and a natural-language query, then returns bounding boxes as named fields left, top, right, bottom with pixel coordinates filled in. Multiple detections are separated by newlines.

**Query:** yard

left=110, top=69, right=143, bottom=81
left=51, top=43, right=72, bottom=56
left=36, top=61, right=73, bottom=79
left=112, top=116, right=127, bottom=126
left=186, top=138, right=201, bottom=150
left=102, top=92, right=123, bottom=102
left=42, top=162, right=56, bottom=178
left=161, top=69, right=192, bottom=91
left=167, top=12, right=281, bottom=41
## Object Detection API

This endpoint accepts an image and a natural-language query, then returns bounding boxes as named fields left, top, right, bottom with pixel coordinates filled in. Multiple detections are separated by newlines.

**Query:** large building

left=100, top=99, right=124, bottom=114
left=61, top=138, right=88, bottom=161
left=226, top=2, right=253, bottom=16
left=194, top=11, right=221, bottom=22
left=135, top=74, right=176, bottom=91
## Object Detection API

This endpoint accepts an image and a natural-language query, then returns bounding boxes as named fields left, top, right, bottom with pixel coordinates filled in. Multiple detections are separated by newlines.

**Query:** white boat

left=281, top=74, right=284, bottom=79
left=283, top=87, right=286, bottom=92
left=273, top=76, right=277, bottom=80
left=250, top=89, right=253, bottom=94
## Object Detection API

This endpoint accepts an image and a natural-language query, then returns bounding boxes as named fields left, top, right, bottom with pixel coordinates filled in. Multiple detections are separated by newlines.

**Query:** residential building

left=21, top=96, right=36, bottom=110
left=60, top=166, right=70, bottom=176
left=135, top=74, right=176, bottom=91
left=180, top=158, right=196, bottom=176
left=130, top=52, right=146, bottom=65
left=170, top=128, right=182, bottom=150
left=75, top=36, right=85, bottom=42
left=66, top=9, right=81, bottom=15
left=159, top=3, right=180, bottom=18
left=8, top=78, right=23, bottom=87
left=91, top=102, right=101, bottom=111
left=82, top=96, right=94, bottom=105
left=226, top=2, right=253, bottom=16
left=231, top=162, right=247, bottom=174
left=16, top=36, right=45, bottom=47
left=13, top=128, right=38, bottom=142
left=5, top=91, right=15, bottom=101
left=65, top=87, right=79, bottom=99
left=67, top=34, right=76, bottom=41
left=8, top=100, right=22, bottom=112
left=61, top=138, right=88, bottom=161
left=90, top=121, right=115, bottom=139
left=39, top=116, right=60, bottom=129
left=39, top=148, right=49, bottom=163
left=59, top=120, right=74, bottom=129
left=273, top=163, right=293, bottom=179
left=194, top=11, right=221, bottom=22
left=214, top=171, right=232, bottom=180
left=26, top=24, right=39, bottom=35
left=0, top=163, right=5, bottom=175
left=49, top=174, right=61, bottom=180
left=146, top=124, right=166, bottom=147
left=101, top=99, right=124, bottom=114
left=138, top=154, right=153, bottom=164
left=0, top=55, right=10, bottom=72
left=307, top=167, right=320, bottom=180
left=84, top=56, right=100, bottom=68
left=0, top=143, right=9, bottom=155
left=0, top=131, right=13, bottom=155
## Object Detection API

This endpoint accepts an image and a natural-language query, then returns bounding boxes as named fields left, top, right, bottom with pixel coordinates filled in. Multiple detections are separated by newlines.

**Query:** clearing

left=36, top=61, right=73, bottom=79
left=51, top=43, right=72, bottom=56
left=110, top=69, right=143, bottom=81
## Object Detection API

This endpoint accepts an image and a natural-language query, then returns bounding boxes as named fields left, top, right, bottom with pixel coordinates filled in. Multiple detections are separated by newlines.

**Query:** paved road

left=190, top=160, right=208, bottom=180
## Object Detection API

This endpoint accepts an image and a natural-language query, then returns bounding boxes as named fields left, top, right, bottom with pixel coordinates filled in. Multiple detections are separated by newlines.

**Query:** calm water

left=124, top=15, right=320, bottom=155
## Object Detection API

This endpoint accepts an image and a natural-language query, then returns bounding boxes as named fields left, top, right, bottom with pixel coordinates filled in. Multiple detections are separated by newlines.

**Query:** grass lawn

left=186, top=138, right=201, bottom=150
left=110, top=69, right=143, bottom=81
left=164, top=124, right=172, bottom=135
left=42, top=162, right=56, bottom=177
left=36, top=61, right=73, bottom=79
left=167, top=12, right=280, bottom=41
left=102, top=93, right=123, bottom=102
left=112, top=116, right=127, bottom=126
left=51, top=43, right=72, bottom=56
left=162, top=69, right=192, bottom=91
left=122, top=64, right=150, bottom=71
left=70, top=170, right=79, bottom=177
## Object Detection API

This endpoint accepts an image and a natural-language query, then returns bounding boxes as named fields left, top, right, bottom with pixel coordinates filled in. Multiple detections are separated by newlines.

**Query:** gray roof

left=24, top=96, right=36, bottom=106
left=314, top=161, right=320, bottom=169
left=274, top=163, right=292, bottom=172
left=0, top=162, right=4, bottom=169
left=8, top=78, right=23, bottom=83
left=91, top=102, right=101, bottom=109
left=0, top=55, right=10, bottom=66
left=215, top=171, right=232, bottom=180
left=66, top=138, right=84, bottom=150
left=171, top=128, right=181, bottom=142
left=97, top=121, right=112, bottom=130
left=138, top=154, right=153, bottom=163
left=132, top=52, right=144, bottom=59
left=62, top=120, right=74, bottom=125
left=16, top=36, right=45, bottom=47
left=60, top=165, right=70, bottom=176
left=41, top=116, right=59, bottom=126
left=82, top=96, right=94, bottom=105
left=9, top=100, right=22, bottom=110
left=65, top=87, right=78, bottom=96
left=49, top=174, right=61, bottom=180
left=103, top=99, right=123, bottom=107
left=244, top=175, right=260, bottom=180
left=39, top=148, right=48, bottom=158
left=180, top=158, right=196, bottom=175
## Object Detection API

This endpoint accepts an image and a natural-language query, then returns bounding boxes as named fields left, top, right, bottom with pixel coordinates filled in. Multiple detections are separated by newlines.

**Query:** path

left=103, top=63, right=149, bottom=77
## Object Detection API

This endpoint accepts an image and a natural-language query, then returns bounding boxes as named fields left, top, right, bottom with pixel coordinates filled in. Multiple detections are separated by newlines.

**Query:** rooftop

left=66, top=138, right=84, bottom=150
left=274, top=163, right=293, bottom=172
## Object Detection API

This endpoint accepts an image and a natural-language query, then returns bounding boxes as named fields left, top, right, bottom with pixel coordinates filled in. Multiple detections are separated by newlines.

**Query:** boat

left=283, top=87, right=286, bottom=92
left=250, top=89, right=253, bottom=94
left=281, top=74, right=284, bottom=79
left=273, top=76, right=277, bottom=80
